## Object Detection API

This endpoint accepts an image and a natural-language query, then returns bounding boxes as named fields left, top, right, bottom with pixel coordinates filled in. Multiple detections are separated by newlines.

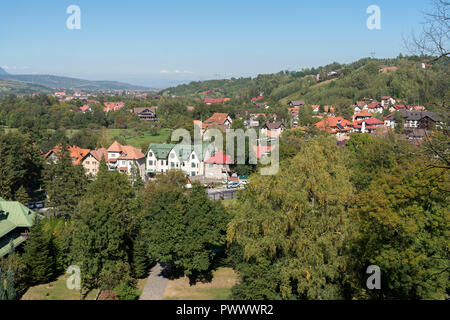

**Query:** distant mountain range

left=0, top=80, right=52, bottom=95
left=0, top=67, right=148, bottom=91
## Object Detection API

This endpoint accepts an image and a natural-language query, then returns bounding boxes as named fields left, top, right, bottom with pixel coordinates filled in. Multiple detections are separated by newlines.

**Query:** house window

left=149, top=160, right=153, bottom=166
left=85, top=161, right=90, bottom=165
left=93, top=169, right=97, bottom=173
left=160, top=160, right=164, bottom=165
left=191, top=172, right=196, bottom=176
left=170, top=153, right=175, bottom=159
left=149, top=152, right=153, bottom=157
left=192, top=154, right=195, bottom=159
left=191, top=162, right=196, bottom=168
left=170, top=162, right=175, bottom=168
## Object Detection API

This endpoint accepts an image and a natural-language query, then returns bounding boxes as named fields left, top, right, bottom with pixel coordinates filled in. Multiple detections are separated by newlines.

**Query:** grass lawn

left=21, top=274, right=98, bottom=300
left=108, top=128, right=172, bottom=148
left=163, top=267, right=238, bottom=300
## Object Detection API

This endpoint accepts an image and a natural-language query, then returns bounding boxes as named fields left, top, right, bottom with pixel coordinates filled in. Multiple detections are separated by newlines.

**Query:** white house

left=107, top=141, right=146, bottom=178
left=146, top=143, right=216, bottom=177
left=204, top=152, right=232, bottom=180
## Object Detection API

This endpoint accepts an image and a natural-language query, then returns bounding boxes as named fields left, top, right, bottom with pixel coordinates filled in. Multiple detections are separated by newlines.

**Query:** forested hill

left=0, top=73, right=148, bottom=91
left=0, top=80, right=52, bottom=95
left=162, top=56, right=449, bottom=111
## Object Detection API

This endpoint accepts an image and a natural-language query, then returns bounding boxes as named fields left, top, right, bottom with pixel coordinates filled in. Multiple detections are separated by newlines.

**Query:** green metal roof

left=0, top=234, right=26, bottom=258
left=148, top=143, right=216, bottom=161
left=148, top=144, right=176, bottom=159
left=0, top=200, right=39, bottom=257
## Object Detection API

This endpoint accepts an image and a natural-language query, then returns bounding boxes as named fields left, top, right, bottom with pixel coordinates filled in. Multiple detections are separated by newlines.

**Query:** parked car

left=227, top=182, right=240, bottom=189
left=240, top=179, right=248, bottom=185
left=35, top=202, right=44, bottom=208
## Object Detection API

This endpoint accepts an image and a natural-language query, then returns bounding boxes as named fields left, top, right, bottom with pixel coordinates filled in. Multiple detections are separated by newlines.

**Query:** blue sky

left=0, top=0, right=433, bottom=87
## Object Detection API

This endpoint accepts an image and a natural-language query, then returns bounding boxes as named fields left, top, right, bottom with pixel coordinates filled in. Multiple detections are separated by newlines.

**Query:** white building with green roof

left=146, top=143, right=217, bottom=177
left=0, top=199, right=39, bottom=258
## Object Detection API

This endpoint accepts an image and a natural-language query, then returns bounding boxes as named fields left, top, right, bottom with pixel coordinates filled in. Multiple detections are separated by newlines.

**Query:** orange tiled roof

left=45, top=145, right=90, bottom=165
left=204, top=113, right=230, bottom=125
left=107, top=141, right=144, bottom=160
left=353, top=110, right=372, bottom=119
left=89, top=148, right=108, bottom=162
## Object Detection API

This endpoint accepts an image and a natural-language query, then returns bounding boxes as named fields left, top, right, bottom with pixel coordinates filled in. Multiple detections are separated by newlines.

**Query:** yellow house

left=80, top=148, right=108, bottom=176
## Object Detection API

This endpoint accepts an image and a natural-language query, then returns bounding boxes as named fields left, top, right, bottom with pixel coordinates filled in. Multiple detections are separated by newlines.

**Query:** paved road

left=139, top=263, right=169, bottom=300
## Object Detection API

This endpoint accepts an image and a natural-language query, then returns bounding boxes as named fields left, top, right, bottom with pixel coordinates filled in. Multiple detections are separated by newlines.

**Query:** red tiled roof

left=203, top=98, right=230, bottom=104
left=45, top=145, right=90, bottom=165
left=356, top=101, right=366, bottom=107
left=368, top=102, right=382, bottom=109
left=89, top=148, right=108, bottom=162
left=353, top=110, right=372, bottom=118
left=357, top=117, right=384, bottom=125
left=205, top=152, right=232, bottom=164
left=107, top=141, right=144, bottom=160
left=204, top=113, right=230, bottom=126
left=108, top=141, right=123, bottom=152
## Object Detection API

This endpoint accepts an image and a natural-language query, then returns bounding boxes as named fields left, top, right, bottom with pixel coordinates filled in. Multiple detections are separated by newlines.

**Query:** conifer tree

left=14, top=185, right=29, bottom=205
left=22, top=217, right=55, bottom=285
left=130, top=161, right=144, bottom=191
left=0, top=268, right=6, bottom=300
left=6, top=267, right=17, bottom=300
left=43, top=145, right=87, bottom=217
left=131, top=230, right=150, bottom=279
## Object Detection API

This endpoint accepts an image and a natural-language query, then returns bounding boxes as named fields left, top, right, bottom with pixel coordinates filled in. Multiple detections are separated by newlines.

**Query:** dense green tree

left=0, top=131, right=43, bottom=200
left=131, top=230, right=151, bottom=279
left=22, top=217, right=56, bottom=285
left=143, top=181, right=229, bottom=278
left=14, top=185, right=29, bottom=205
left=181, top=183, right=230, bottom=277
left=130, top=161, right=144, bottom=191
left=43, top=145, right=88, bottom=216
left=6, top=267, right=17, bottom=300
left=345, top=133, right=399, bottom=190
left=71, top=163, right=136, bottom=293
left=350, top=158, right=449, bottom=299
left=0, top=268, right=6, bottom=300
left=115, top=281, right=140, bottom=300
left=228, top=136, right=354, bottom=299
left=0, top=253, right=28, bottom=295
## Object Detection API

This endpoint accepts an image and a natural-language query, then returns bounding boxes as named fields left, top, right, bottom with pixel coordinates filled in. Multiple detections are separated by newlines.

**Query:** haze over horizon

left=0, top=0, right=435, bottom=88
